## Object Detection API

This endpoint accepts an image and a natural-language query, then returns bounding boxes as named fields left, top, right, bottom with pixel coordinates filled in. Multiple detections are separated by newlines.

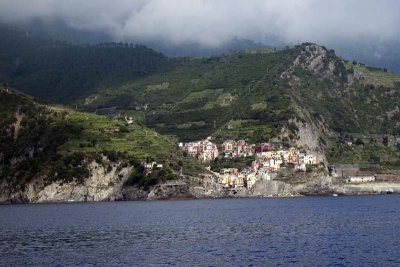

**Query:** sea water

left=1, top=195, right=400, bottom=266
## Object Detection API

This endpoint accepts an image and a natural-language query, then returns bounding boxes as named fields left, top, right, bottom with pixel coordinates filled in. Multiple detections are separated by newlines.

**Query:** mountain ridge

left=1, top=29, right=400, bottom=202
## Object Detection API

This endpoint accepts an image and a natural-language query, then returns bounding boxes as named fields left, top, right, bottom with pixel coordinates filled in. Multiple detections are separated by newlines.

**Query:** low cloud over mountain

left=1, top=0, right=399, bottom=70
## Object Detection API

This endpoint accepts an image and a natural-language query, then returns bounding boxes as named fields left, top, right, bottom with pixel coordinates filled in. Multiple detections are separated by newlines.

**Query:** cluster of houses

left=218, top=168, right=260, bottom=189
left=179, top=138, right=286, bottom=162
left=217, top=147, right=319, bottom=189
left=179, top=138, right=321, bottom=189
left=179, top=138, right=219, bottom=162
left=174, top=136, right=400, bottom=189
left=221, top=139, right=254, bottom=158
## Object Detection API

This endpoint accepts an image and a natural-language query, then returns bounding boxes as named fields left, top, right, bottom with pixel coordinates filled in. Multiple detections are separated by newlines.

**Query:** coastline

left=1, top=181, right=400, bottom=204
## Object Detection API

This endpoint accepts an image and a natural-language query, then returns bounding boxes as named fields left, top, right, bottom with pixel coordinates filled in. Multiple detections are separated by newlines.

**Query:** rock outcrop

left=2, top=168, right=400, bottom=203
left=2, top=159, right=133, bottom=203
left=147, top=181, right=194, bottom=200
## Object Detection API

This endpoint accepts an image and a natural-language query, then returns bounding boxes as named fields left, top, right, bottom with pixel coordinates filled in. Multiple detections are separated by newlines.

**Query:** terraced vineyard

left=0, top=87, right=204, bottom=187
left=79, top=49, right=298, bottom=142
left=346, top=62, right=400, bottom=87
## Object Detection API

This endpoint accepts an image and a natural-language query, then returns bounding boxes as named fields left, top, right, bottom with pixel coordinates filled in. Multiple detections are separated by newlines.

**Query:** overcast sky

left=0, top=0, right=399, bottom=48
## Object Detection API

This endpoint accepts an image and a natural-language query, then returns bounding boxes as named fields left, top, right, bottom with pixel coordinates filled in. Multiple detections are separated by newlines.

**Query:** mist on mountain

left=1, top=0, right=399, bottom=72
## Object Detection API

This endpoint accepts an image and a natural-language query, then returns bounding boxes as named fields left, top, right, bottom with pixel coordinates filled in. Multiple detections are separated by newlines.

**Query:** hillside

left=0, top=85, right=205, bottom=202
left=77, top=44, right=400, bottom=169
left=0, top=24, right=399, bottom=171
left=76, top=45, right=399, bottom=137
left=81, top=47, right=298, bottom=142
left=0, top=24, right=168, bottom=103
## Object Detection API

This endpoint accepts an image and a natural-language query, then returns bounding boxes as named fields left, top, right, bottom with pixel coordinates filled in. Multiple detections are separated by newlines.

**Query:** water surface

left=1, top=195, right=400, bottom=266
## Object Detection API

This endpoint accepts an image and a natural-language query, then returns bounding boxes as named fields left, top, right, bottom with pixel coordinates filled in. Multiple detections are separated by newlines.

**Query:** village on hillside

left=178, top=137, right=400, bottom=192
left=179, top=137, right=321, bottom=190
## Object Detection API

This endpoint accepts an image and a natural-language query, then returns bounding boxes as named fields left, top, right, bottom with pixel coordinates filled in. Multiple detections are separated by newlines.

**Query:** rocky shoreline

left=1, top=191, right=398, bottom=205
left=2, top=175, right=400, bottom=204
left=2, top=159, right=399, bottom=204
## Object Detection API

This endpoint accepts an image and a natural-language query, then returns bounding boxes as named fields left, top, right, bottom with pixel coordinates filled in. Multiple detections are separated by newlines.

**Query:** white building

left=347, top=175, right=375, bottom=183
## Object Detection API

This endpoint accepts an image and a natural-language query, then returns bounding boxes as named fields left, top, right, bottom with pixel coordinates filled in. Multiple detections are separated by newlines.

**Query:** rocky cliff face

left=0, top=152, right=218, bottom=203
left=1, top=159, right=131, bottom=203
left=250, top=171, right=334, bottom=196
left=2, top=165, right=400, bottom=203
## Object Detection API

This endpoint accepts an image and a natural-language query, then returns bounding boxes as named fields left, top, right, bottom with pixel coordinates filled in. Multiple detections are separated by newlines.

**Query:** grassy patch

left=146, top=82, right=170, bottom=91
left=251, top=102, right=268, bottom=111
left=346, top=62, right=400, bottom=87
left=58, top=112, right=176, bottom=160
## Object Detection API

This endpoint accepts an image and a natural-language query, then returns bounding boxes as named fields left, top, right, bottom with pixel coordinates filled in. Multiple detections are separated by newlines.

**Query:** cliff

left=1, top=158, right=399, bottom=203
left=0, top=87, right=206, bottom=203
left=0, top=157, right=201, bottom=203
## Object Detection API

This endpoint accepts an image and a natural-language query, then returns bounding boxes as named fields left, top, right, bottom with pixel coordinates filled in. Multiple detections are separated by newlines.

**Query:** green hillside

left=78, top=44, right=400, bottom=141
left=75, top=43, right=400, bottom=169
left=0, top=86, right=203, bottom=188
left=0, top=24, right=168, bottom=103
left=0, top=23, right=399, bottom=169
left=81, top=48, right=299, bottom=142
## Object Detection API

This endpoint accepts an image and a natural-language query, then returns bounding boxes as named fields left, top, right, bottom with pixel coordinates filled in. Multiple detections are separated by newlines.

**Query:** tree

left=119, top=125, right=129, bottom=133
left=369, top=155, right=380, bottom=164
left=355, top=138, right=364, bottom=145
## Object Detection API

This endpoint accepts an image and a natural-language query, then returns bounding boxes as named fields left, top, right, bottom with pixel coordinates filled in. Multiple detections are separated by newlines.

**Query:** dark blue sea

left=1, top=195, right=400, bottom=266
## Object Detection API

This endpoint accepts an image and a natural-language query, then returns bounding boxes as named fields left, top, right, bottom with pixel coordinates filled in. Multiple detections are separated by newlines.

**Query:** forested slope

left=0, top=24, right=168, bottom=102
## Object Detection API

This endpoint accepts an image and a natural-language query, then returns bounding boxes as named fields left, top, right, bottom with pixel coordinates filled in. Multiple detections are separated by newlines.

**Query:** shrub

left=119, top=125, right=129, bottom=133
left=288, top=122, right=299, bottom=133
left=355, top=138, right=364, bottom=145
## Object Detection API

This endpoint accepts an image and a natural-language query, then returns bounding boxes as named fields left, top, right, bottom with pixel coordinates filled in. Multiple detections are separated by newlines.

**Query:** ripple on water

left=1, top=196, right=400, bottom=266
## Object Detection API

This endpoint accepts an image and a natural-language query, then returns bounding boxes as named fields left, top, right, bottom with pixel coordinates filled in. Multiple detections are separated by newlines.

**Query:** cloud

left=0, top=0, right=399, bottom=47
